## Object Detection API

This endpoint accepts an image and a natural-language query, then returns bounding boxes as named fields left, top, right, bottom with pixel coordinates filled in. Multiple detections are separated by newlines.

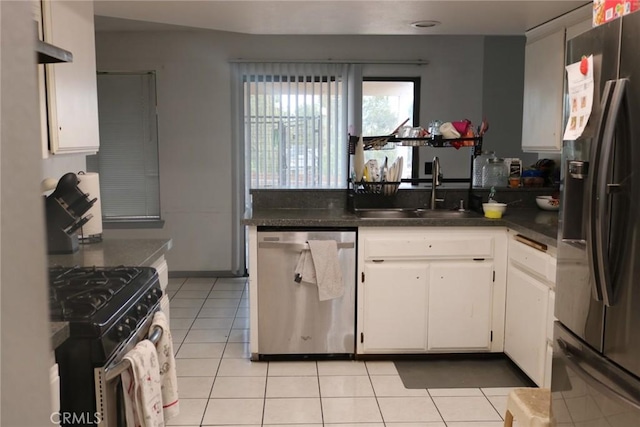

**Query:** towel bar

left=104, top=325, right=163, bottom=382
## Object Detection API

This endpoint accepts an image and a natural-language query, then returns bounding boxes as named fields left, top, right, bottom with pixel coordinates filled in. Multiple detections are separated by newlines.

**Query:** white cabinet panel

left=43, top=0, right=100, bottom=154
left=505, top=264, right=549, bottom=386
left=427, top=261, right=494, bottom=351
left=521, top=29, right=565, bottom=152
left=361, top=262, right=429, bottom=353
left=509, top=238, right=557, bottom=283
left=363, top=234, right=494, bottom=260
left=357, top=227, right=507, bottom=355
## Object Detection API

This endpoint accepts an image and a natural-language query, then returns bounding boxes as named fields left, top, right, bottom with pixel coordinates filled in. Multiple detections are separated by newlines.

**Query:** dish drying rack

left=347, top=133, right=483, bottom=210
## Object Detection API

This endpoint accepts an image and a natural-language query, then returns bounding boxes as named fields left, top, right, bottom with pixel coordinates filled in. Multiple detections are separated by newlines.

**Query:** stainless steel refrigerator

left=553, top=10, right=640, bottom=426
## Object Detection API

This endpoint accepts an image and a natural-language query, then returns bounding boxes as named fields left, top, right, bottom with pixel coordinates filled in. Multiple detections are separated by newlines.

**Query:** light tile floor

left=166, top=277, right=518, bottom=427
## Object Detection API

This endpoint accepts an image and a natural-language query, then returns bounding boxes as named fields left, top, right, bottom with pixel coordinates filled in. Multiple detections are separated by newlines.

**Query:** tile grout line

left=366, top=362, right=389, bottom=425
left=199, top=277, right=221, bottom=427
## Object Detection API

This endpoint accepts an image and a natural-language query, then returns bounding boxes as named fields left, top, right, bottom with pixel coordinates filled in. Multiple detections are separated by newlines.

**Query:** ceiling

left=93, top=1, right=591, bottom=36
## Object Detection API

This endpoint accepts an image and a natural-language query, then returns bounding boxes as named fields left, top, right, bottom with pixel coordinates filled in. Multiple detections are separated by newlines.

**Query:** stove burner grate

left=48, top=266, right=144, bottom=321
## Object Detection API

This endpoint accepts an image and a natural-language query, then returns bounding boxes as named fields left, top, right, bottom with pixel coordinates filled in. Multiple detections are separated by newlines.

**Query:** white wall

left=1, top=1, right=54, bottom=424
left=95, top=29, right=527, bottom=272
left=42, top=153, right=87, bottom=182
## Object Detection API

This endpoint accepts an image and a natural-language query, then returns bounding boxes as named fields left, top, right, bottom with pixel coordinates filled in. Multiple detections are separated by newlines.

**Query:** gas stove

left=51, top=266, right=163, bottom=426
left=49, top=266, right=162, bottom=340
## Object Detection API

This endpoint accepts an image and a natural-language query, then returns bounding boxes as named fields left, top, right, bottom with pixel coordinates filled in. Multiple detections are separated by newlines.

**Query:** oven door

left=94, top=306, right=162, bottom=427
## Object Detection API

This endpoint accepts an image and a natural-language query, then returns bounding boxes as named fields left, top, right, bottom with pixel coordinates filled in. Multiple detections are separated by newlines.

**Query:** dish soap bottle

left=488, top=186, right=497, bottom=203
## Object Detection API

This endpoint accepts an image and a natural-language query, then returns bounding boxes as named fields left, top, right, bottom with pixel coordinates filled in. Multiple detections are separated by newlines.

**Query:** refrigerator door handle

left=557, top=337, right=640, bottom=412
left=594, top=78, right=629, bottom=307
left=586, top=80, right=616, bottom=302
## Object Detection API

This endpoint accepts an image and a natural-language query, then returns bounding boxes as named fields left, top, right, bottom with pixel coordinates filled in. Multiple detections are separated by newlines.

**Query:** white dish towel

left=121, top=340, right=164, bottom=427
left=151, top=311, right=180, bottom=420
left=294, top=240, right=344, bottom=301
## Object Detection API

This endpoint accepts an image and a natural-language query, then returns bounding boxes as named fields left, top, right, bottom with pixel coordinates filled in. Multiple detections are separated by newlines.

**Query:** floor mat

left=394, top=355, right=536, bottom=389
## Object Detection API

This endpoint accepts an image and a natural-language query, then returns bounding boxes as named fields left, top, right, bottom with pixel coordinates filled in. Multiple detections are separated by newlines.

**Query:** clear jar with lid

left=482, top=157, right=508, bottom=188
left=472, top=151, right=495, bottom=187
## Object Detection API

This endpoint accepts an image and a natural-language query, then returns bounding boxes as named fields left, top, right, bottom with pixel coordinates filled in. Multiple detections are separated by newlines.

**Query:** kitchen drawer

left=509, top=238, right=555, bottom=284
left=363, top=235, right=494, bottom=260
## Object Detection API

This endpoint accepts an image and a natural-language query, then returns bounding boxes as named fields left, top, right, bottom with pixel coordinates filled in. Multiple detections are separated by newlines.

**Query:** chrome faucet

left=430, top=156, right=443, bottom=209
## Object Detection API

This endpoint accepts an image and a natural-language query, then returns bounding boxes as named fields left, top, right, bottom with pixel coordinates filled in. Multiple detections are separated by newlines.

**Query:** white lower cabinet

left=357, top=227, right=507, bottom=355
left=428, top=261, right=494, bottom=351
left=504, top=265, right=549, bottom=385
left=361, top=262, right=429, bottom=353
left=505, top=235, right=556, bottom=387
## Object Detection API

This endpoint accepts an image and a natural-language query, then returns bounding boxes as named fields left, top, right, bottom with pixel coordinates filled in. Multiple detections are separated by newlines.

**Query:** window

left=87, top=72, right=161, bottom=223
left=235, top=63, right=350, bottom=189
left=362, top=78, right=419, bottom=180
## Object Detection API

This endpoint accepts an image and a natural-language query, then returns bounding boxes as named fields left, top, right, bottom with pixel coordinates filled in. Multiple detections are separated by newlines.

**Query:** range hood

left=36, top=39, right=72, bottom=64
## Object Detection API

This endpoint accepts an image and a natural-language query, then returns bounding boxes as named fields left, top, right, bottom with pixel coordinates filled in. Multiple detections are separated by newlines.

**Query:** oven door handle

left=104, top=325, right=164, bottom=382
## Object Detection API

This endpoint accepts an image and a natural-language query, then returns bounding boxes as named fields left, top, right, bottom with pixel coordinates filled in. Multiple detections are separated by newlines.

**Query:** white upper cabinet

left=521, top=5, right=591, bottom=153
left=521, top=29, right=566, bottom=153
left=42, top=0, right=100, bottom=155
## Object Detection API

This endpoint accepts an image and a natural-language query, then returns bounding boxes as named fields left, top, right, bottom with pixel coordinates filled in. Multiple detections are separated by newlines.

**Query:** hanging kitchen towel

left=308, top=240, right=344, bottom=301
left=294, top=248, right=317, bottom=284
left=151, top=311, right=180, bottom=420
left=121, top=340, right=164, bottom=427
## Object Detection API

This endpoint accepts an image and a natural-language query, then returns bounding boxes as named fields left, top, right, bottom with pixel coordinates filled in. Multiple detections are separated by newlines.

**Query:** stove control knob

left=115, top=323, right=132, bottom=340
left=145, top=292, right=157, bottom=305
left=135, top=303, right=149, bottom=317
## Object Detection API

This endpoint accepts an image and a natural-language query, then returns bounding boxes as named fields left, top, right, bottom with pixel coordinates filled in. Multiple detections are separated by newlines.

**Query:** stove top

left=49, top=266, right=162, bottom=338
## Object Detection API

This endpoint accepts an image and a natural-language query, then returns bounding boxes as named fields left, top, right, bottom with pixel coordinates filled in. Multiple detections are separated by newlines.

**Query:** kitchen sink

left=355, top=209, right=478, bottom=219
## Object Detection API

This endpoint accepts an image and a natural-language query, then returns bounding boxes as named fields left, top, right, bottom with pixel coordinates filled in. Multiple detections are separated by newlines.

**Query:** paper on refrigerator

left=563, top=55, right=594, bottom=141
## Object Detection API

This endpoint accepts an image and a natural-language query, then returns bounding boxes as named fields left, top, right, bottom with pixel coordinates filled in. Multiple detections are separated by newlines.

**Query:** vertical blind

left=234, top=62, right=350, bottom=189
left=87, top=72, right=160, bottom=220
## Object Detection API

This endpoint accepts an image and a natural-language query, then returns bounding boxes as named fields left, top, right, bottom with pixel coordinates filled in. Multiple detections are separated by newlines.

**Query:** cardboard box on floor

left=593, top=0, right=640, bottom=26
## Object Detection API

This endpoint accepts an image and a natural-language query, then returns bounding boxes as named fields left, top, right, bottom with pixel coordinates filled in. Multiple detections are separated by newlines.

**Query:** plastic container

left=482, top=157, right=508, bottom=188
left=472, top=151, right=495, bottom=187
left=483, top=202, right=507, bottom=219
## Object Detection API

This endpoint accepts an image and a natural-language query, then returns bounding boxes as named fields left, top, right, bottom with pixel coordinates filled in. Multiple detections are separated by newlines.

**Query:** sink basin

left=355, top=209, right=478, bottom=219
left=356, top=209, right=418, bottom=219
left=414, top=209, right=477, bottom=219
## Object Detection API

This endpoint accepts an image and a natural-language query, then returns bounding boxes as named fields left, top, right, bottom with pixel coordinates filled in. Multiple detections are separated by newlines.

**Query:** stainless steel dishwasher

left=256, top=228, right=356, bottom=359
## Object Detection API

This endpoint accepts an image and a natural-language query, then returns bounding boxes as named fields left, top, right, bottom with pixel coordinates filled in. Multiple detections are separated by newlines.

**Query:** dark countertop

left=51, top=322, right=70, bottom=350
left=48, top=238, right=172, bottom=349
left=243, top=208, right=558, bottom=248
left=49, top=238, right=173, bottom=268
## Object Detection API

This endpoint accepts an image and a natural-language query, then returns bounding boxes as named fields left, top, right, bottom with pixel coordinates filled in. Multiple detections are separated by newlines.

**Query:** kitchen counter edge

left=51, top=322, right=70, bottom=350
left=243, top=209, right=558, bottom=248
left=48, top=238, right=173, bottom=268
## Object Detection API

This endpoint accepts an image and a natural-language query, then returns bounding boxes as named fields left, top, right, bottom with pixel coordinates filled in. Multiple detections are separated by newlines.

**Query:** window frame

left=362, top=76, right=421, bottom=183
left=241, top=63, right=349, bottom=190
left=89, top=70, right=163, bottom=228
